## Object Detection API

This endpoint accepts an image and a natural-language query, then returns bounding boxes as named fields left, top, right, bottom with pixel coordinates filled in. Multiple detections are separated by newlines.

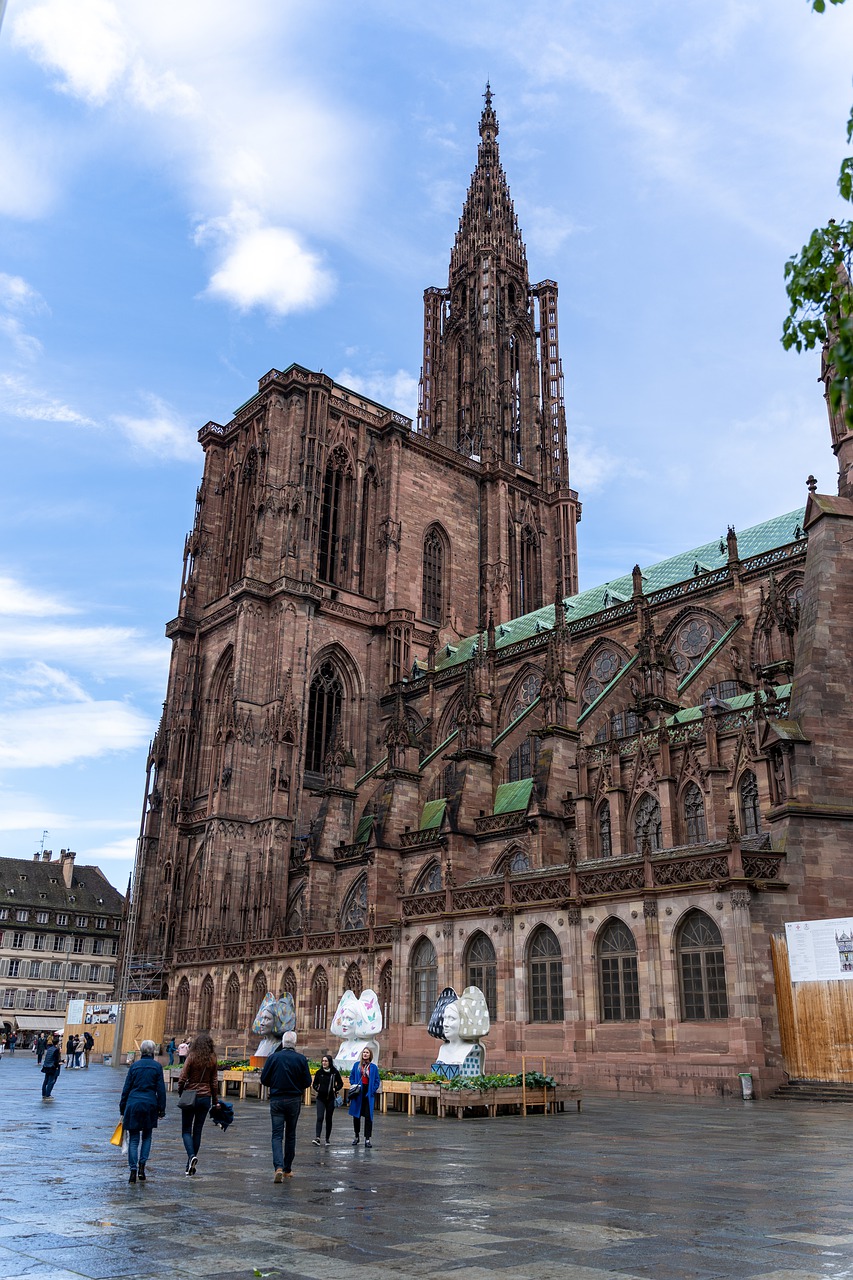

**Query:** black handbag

left=178, top=1088, right=198, bottom=1109
left=348, top=1081, right=361, bottom=1098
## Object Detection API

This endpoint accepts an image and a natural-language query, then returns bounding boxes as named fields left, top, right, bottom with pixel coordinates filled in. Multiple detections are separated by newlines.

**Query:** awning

left=12, top=1014, right=65, bottom=1032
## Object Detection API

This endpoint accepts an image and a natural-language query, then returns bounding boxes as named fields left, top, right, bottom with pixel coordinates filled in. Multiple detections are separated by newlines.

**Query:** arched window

left=410, top=937, right=438, bottom=1023
left=318, top=447, right=352, bottom=585
left=285, top=885, right=304, bottom=936
left=580, top=647, right=624, bottom=711
left=198, top=975, right=214, bottom=1030
left=633, top=793, right=662, bottom=852
left=515, top=524, right=541, bottom=615
left=683, top=783, right=707, bottom=845
left=311, top=966, right=328, bottom=1030
left=677, top=911, right=729, bottom=1021
left=344, top=962, right=363, bottom=998
left=508, top=735, right=539, bottom=782
left=597, top=801, right=612, bottom=858
left=173, top=977, right=190, bottom=1032
left=378, top=960, right=392, bottom=1028
left=306, top=660, right=343, bottom=773
left=224, top=973, right=240, bottom=1028
left=597, top=919, right=639, bottom=1021
left=667, top=614, right=724, bottom=677
left=283, top=967, right=297, bottom=1002
left=465, top=932, right=497, bottom=1019
left=508, top=332, right=523, bottom=466
left=422, top=527, right=446, bottom=624
left=413, top=862, right=442, bottom=894
left=527, top=926, right=564, bottom=1023
left=498, top=845, right=530, bottom=874
left=251, top=971, right=267, bottom=1017
left=739, top=771, right=761, bottom=836
left=341, top=875, right=368, bottom=930
left=358, top=469, right=377, bottom=596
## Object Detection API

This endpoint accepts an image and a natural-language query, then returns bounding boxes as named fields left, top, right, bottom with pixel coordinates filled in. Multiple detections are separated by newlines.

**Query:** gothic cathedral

left=130, top=90, right=853, bottom=1095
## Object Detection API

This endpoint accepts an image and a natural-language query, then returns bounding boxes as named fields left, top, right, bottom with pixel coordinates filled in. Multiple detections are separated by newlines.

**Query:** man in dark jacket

left=260, top=1030, right=312, bottom=1181
left=41, top=1036, right=62, bottom=1098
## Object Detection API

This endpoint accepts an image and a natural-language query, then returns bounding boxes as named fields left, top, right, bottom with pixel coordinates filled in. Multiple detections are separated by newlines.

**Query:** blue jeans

left=41, top=1069, right=60, bottom=1097
left=181, top=1096, right=211, bottom=1163
left=127, top=1129, right=152, bottom=1170
left=270, top=1096, right=302, bottom=1172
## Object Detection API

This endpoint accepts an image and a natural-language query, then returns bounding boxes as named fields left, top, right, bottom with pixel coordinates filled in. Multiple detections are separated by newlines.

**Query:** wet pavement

left=2, top=1053, right=853, bottom=1280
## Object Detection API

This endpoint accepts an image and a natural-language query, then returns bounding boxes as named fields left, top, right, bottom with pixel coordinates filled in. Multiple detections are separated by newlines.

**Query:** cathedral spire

left=450, top=85, right=527, bottom=280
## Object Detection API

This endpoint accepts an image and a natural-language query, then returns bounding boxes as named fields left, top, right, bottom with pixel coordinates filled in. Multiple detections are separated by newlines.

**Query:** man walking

left=41, top=1036, right=62, bottom=1098
left=259, top=1030, right=312, bottom=1182
left=82, top=1031, right=94, bottom=1068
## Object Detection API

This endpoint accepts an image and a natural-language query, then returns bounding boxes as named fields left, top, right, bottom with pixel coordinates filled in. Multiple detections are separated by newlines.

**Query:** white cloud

left=0, top=274, right=47, bottom=313
left=0, top=126, right=62, bottom=219
left=13, top=0, right=130, bottom=105
left=0, top=700, right=152, bottom=767
left=0, top=662, right=89, bottom=706
left=198, top=208, right=335, bottom=316
left=335, top=367, right=418, bottom=418
left=0, top=576, right=77, bottom=618
left=0, top=373, right=95, bottom=426
left=523, top=206, right=580, bottom=257
left=0, top=624, right=169, bottom=682
left=0, top=803, right=71, bottom=832
left=81, top=834, right=137, bottom=863
left=113, top=395, right=198, bottom=462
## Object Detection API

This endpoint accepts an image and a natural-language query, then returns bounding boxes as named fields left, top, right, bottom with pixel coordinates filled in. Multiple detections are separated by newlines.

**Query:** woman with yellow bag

left=119, top=1040, right=167, bottom=1183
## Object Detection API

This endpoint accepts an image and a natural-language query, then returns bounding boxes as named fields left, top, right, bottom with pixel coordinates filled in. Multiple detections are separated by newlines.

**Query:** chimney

left=60, top=849, right=76, bottom=888
left=33, top=852, right=39, bottom=861
left=42, top=850, right=52, bottom=862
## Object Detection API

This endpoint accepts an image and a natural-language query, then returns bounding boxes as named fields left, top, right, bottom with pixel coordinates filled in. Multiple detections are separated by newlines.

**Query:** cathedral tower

left=418, top=86, right=581, bottom=623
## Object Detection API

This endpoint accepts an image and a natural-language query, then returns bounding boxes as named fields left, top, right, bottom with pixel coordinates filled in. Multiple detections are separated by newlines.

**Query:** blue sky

left=0, top=0, right=851, bottom=892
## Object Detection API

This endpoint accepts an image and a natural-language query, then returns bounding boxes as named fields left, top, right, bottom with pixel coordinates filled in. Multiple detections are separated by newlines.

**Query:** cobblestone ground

left=3, top=1053, right=853, bottom=1280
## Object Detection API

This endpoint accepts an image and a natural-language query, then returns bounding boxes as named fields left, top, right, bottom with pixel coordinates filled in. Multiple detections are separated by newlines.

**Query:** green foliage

left=784, top=0, right=853, bottom=429
left=437, top=1071, right=558, bottom=1092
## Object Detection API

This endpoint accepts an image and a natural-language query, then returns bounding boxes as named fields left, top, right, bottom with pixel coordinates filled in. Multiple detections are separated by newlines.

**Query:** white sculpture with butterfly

left=330, top=988, right=383, bottom=1071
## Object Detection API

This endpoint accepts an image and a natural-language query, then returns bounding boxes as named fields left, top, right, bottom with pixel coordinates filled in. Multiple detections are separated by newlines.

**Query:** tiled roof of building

left=432, top=506, right=807, bottom=672
left=0, top=856, right=124, bottom=914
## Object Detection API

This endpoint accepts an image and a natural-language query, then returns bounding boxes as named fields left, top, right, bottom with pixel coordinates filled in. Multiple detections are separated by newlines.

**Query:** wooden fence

left=771, top=935, right=853, bottom=1081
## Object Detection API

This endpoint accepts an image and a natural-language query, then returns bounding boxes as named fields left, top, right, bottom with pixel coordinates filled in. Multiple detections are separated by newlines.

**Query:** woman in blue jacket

left=348, top=1046, right=381, bottom=1148
left=119, top=1040, right=167, bottom=1183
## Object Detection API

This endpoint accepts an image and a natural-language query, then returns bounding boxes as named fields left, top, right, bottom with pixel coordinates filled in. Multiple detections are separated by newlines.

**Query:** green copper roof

left=433, top=506, right=806, bottom=673
left=493, top=778, right=534, bottom=815
left=420, top=799, right=447, bottom=830
left=354, top=814, right=374, bottom=844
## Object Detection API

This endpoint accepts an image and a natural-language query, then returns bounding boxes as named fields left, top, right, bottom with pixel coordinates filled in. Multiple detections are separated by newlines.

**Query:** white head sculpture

left=251, top=992, right=296, bottom=1058
left=330, top=988, right=382, bottom=1070
left=428, top=985, right=490, bottom=1072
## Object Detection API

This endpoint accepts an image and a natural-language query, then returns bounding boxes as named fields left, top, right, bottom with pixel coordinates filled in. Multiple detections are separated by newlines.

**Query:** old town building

left=0, top=850, right=123, bottom=1038
left=128, top=91, right=853, bottom=1095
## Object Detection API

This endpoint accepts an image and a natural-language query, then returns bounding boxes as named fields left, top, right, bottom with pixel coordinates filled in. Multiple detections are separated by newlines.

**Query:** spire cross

left=483, top=81, right=493, bottom=110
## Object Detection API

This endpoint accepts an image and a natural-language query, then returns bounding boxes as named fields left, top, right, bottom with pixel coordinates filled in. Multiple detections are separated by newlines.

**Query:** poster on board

left=65, top=999, right=86, bottom=1025
left=785, top=917, right=853, bottom=983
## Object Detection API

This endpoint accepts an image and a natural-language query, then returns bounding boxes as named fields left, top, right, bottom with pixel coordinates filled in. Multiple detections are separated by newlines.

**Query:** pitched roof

left=0, top=856, right=124, bottom=915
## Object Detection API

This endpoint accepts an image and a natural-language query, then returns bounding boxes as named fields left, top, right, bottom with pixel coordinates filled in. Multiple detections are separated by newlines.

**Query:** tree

left=783, top=0, right=853, bottom=429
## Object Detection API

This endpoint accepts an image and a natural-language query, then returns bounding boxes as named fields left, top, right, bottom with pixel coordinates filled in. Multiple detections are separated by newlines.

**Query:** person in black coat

left=311, top=1052, right=343, bottom=1146
left=41, top=1036, right=62, bottom=1098
left=119, top=1040, right=167, bottom=1183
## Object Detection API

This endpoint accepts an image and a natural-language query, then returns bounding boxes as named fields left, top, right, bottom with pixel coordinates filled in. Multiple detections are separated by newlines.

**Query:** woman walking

left=312, top=1052, right=343, bottom=1146
left=119, top=1040, right=166, bottom=1183
left=349, top=1046, right=381, bottom=1148
left=177, top=1033, right=220, bottom=1176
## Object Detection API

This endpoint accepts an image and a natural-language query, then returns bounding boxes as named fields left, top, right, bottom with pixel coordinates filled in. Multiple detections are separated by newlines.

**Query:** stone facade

left=129, top=93, right=853, bottom=1097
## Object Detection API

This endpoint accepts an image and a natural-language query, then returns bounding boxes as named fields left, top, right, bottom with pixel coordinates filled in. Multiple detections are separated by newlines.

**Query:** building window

left=53, top=936, right=65, bottom=952
left=668, top=614, right=724, bottom=676
left=2, top=989, right=14, bottom=1008
left=109, top=939, right=119, bottom=956
left=465, top=932, right=497, bottom=1019
left=310, top=967, right=328, bottom=1030
left=633, top=793, right=663, bottom=852
left=581, top=648, right=624, bottom=711
left=413, top=862, right=442, bottom=894
left=683, top=783, right=708, bottom=845
left=422, top=527, right=445, bottom=624
left=344, top=962, right=363, bottom=998
left=8, top=960, right=20, bottom=978
left=318, top=447, right=352, bottom=585
left=677, top=911, right=729, bottom=1021
left=12, top=933, right=24, bottom=950
left=45, top=991, right=58, bottom=1011
left=36, top=911, right=49, bottom=924
left=24, top=990, right=35, bottom=1009
left=96, top=917, right=107, bottom=929
left=739, top=771, right=761, bottom=836
left=0, top=909, right=7, bottom=920
left=306, top=660, right=344, bottom=773
left=410, top=937, right=438, bottom=1023
left=597, top=919, right=640, bottom=1021
left=527, top=926, right=564, bottom=1023
left=199, top=975, right=214, bottom=1029
left=597, top=801, right=612, bottom=857
left=68, top=964, right=81, bottom=981
left=508, top=735, right=539, bottom=782
left=16, top=909, right=29, bottom=923
left=75, top=916, right=88, bottom=928
left=341, top=875, right=368, bottom=931
left=56, top=913, right=68, bottom=926
left=92, top=939, right=104, bottom=956
left=50, top=962, right=62, bottom=980
left=29, top=961, right=42, bottom=979
left=224, top=973, right=240, bottom=1028
left=32, top=935, right=44, bottom=951
left=89, top=965, right=101, bottom=983
left=105, top=968, right=115, bottom=985
left=378, top=961, right=392, bottom=1029
left=516, top=524, right=542, bottom=616
left=174, top=978, right=190, bottom=1030
left=73, top=937, right=85, bottom=954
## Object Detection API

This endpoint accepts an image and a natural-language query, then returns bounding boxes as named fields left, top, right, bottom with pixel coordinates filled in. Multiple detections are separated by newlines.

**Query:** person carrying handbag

left=311, top=1052, right=343, bottom=1146
left=177, top=1034, right=220, bottom=1176
left=41, top=1036, right=62, bottom=1099
left=349, top=1046, right=381, bottom=1148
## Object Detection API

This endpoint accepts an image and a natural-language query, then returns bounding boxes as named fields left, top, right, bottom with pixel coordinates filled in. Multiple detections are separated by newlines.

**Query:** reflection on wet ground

left=3, top=1054, right=853, bottom=1278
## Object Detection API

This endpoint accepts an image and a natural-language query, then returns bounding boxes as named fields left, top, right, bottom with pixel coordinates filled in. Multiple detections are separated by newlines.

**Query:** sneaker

left=188, top=1156, right=198, bottom=1176
left=274, top=1169, right=284, bottom=1183
left=128, top=1169, right=137, bottom=1184
left=365, top=1139, right=372, bottom=1148
left=351, top=1137, right=360, bottom=1146
left=312, top=1137, right=321, bottom=1146
left=325, top=1140, right=331, bottom=1146
left=137, top=1164, right=146, bottom=1181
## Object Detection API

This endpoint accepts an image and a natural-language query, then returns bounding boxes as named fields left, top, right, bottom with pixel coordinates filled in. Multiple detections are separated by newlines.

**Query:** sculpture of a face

left=255, top=1007, right=274, bottom=1034
left=330, top=989, right=383, bottom=1041
left=442, top=1001, right=461, bottom=1043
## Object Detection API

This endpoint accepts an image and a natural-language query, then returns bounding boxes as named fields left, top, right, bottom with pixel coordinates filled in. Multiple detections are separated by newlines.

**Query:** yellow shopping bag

left=109, top=1120, right=124, bottom=1147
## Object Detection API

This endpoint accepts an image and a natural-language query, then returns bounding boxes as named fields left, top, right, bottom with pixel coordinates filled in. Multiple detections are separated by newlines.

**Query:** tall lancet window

left=318, top=447, right=352, bottom=586
left=422, top=527, right=445, bottom=624
left=306, top=660, right=343, bottom=773
left=518, top=524, right=541, bottom=615
left=509, top=333, right=522, bottom=466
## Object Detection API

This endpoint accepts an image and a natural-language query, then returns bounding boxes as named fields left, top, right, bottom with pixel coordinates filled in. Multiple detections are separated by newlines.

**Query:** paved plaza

left=2, top=1055, right=853, bottom=1280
